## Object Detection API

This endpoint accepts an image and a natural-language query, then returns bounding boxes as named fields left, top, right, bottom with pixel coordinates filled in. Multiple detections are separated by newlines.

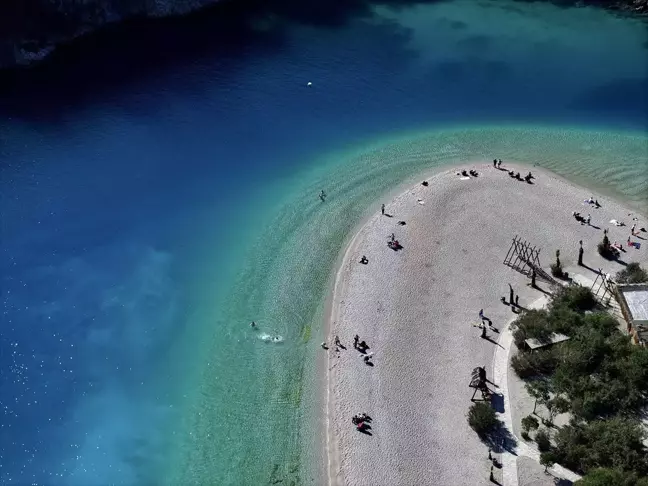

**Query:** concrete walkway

left=491, top=296, right=582, bottom=486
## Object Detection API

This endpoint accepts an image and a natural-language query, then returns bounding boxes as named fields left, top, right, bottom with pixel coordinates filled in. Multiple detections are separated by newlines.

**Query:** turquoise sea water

left=1, top=1, right=647, bottom=484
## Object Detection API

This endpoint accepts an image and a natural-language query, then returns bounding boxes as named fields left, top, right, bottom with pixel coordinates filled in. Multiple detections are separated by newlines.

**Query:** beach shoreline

left=322, top=160, right=647, bottom=486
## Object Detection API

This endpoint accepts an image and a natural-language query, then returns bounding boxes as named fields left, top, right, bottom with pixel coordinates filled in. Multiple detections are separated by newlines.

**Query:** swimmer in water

left=250, top=321, right=257, bottom=328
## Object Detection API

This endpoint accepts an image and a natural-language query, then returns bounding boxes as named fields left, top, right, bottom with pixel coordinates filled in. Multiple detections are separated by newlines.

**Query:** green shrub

left=616, top=262, right=648, bottom=284
left=540, top=450, right=558, bottom=473
left=521, top=415, right=539, bottom=432
left=467, top=402, right=499, bottom=438
left=552, top=285, right=597, bottom=312
left=576, top=468, right=648, bottom=486
left=521, top=430, right=530, bottom=441
left=553, top=418, right=648, bottom=475
left=512, top=309, right=552, bottom=348
left=535, top=428, right=552, bottom=452
left=511, top=349, right=558, bottom=378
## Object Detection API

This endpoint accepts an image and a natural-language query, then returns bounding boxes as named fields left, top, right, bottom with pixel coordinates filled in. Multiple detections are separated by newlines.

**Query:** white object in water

left=259, top=333, right=284, bottom=343
left=307, top=82, right=312, bottom=86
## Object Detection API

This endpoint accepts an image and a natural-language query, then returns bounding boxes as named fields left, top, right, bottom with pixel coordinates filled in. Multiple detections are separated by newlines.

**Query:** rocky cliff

left=0, top=0, right=646, bottom=69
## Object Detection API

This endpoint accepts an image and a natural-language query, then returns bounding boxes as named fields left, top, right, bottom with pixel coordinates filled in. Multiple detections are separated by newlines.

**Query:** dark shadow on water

left=0, top=0, right=438, bottom=121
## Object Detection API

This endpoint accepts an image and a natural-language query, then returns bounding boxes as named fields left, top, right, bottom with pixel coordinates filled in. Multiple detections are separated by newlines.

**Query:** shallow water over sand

left=1, top=1, right=647, bottom=484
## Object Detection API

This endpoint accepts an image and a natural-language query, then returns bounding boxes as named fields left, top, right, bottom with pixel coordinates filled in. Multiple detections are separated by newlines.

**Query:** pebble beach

left=325, top=162, right=648, bottom=486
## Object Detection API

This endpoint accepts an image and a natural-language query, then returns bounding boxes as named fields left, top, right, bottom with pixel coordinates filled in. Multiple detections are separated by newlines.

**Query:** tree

left=467, top=402, right=499, bottom=438
left=615, top=262, right=648, bottom=284
left=540, top=450, right=558, bottom=473
left=553, top=418, right=648, bottom=475
left=521, top=414, right=539, bottom=433
left=576, top=467, right=648, bottom=486
left=546, top=395, right=570, bottom=424
left=526, top=379, right=551, bottom=415
left=535, top=428, right=552, bottom=452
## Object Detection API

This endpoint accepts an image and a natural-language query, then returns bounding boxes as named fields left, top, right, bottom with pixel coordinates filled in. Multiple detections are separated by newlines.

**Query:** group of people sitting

left=388, top=232, right=402, bottom=251
left=352, top=413, right=372, bottom=431
left=507, top=170, right=534, bottom=183
left=585, top=197, right=601, bottom=208
left=460, top=169, right=479, bottom=177
left=572, top=211, right=591, bottom=225
left=353, top=334, right=370, bottom=353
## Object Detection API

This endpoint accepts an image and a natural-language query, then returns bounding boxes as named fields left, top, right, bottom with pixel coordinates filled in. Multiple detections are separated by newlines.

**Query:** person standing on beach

left=631, top=223, right=636, bottom=235
left=586, top=214, right=591, bottom=225
left=479, top=309, right=485, bottom=322
left=381, top=204, right=385, bottom=215
left=508, top=284, right=514, bottom=304
left=353, top=335, right=359, bottom=349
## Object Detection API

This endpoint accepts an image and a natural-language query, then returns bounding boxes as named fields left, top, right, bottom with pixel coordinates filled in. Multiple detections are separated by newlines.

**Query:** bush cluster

left=615, top=262, right=648, bottom=284
left=510, top=285, right=648, bottom=481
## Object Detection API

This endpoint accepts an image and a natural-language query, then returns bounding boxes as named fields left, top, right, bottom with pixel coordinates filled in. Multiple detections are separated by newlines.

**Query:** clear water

left=1, top=1, right=647, bottom=484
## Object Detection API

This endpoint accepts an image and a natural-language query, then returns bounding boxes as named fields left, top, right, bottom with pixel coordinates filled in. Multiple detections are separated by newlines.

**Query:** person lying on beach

left=508, top=170, right=515, bottom=177
left=359, top=255, right=369, bottom=264
left=421, top=180, right=429, bottom=186
left=469, top=169, right=479, bottom=177
left=461, top=169, right=469, bottom=177
left=594, top=199, right=601, bottom=208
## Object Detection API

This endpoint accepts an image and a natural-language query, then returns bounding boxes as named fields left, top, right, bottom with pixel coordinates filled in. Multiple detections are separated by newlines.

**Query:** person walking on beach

left=493, top=159, right=497, bottom=168
left=479, top=309, right=485, bottom=322
left=631, top=223, right=637, bottom=236
left=586, top=214, right=591, bottom=225
left=353, top=334, right=359, bottom=349
left=508, top=284, right=514, bottom=304
left=381, top=204, right=385, bottom=215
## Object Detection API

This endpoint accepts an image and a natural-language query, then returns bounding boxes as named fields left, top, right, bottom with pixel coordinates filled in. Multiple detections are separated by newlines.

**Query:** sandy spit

left=325, top=161, right=648, bottom=486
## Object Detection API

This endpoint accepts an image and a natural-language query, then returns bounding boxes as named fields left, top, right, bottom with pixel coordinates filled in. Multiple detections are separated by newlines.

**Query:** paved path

left=491, top=296, right=582, bottom=486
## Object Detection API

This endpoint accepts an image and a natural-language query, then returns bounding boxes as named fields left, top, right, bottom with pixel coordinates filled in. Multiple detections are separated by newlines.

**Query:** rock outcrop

left=0, top=0, right=646, bottom=70
left=0, top=0, right=221, bottom=68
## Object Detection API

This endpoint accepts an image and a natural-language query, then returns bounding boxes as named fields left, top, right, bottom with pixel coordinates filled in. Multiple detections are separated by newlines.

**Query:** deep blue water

left=1, top=0, right=647, bottom=484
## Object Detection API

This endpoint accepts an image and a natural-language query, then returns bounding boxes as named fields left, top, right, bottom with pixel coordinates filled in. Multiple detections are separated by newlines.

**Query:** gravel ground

left=326, top=161, right=647, bottom=486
